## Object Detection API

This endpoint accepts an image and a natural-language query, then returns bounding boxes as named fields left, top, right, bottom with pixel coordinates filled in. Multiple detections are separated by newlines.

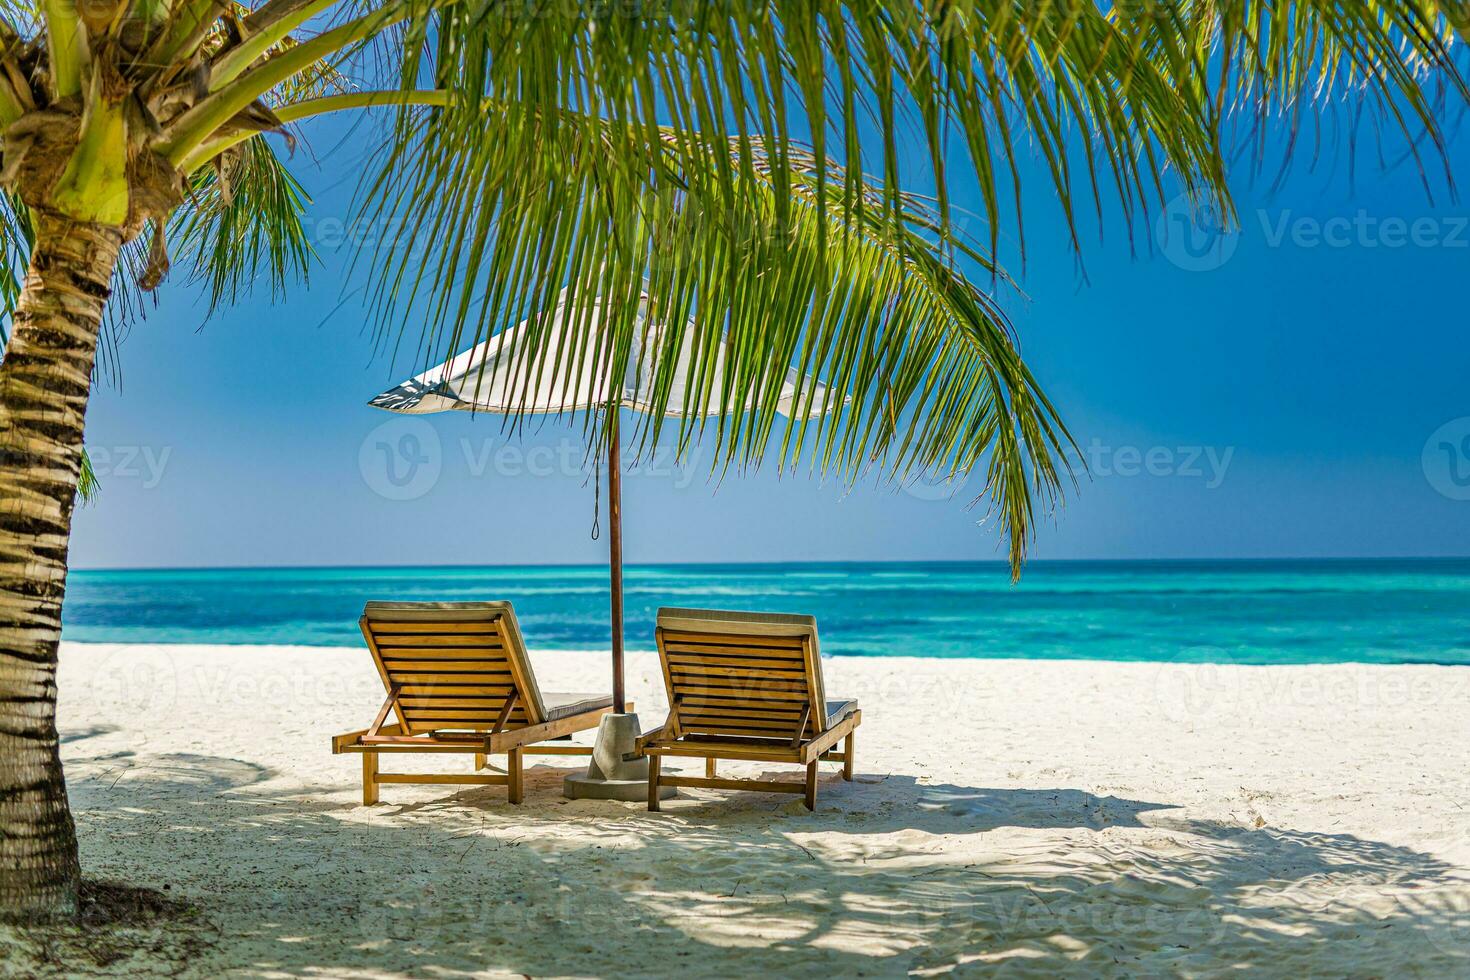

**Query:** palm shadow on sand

left=58, top=735, right=1470, bottom=977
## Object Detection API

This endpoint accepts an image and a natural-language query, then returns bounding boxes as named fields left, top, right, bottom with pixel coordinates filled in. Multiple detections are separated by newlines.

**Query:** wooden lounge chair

left=634, top=607, right=861, bottom=811
left=332, top=601, right=620, bottom=804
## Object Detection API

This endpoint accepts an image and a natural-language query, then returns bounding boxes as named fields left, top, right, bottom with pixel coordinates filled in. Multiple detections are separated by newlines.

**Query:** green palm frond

left=263, top=34, right=355, bottom=108
left=1124, top=0, right=1466, bottom=186
left=361, top=108, right=1069, bottom=574
left=186, top=1, right=1464, bottom=252
left=331, top=0, right=1461, bottom=573
left=170, top=135, right=315, bottom=314
left=76, top=448, right=99, bottom=501
left=0, top=192, right=26, bottom=316
left=384, top=1, right=1227, bottom=268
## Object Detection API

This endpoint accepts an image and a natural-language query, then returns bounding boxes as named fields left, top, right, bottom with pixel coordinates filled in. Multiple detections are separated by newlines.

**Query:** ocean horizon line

left=69, top=554, right=1470, bottom=575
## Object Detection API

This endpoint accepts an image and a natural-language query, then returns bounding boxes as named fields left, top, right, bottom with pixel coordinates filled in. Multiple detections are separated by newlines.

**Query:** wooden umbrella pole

left=607, top=408, right=626, bottom=713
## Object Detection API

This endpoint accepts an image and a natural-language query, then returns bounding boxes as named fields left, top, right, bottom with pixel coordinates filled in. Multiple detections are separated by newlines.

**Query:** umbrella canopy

left=370, top=289, right=836, bottom=419
left=369, top=291, right=837, bottom=712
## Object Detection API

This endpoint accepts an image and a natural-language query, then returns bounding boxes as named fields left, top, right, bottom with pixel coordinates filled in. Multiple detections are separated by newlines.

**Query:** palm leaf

left=379, top=0, right=1228, bottom=269
left=328, top=0, right=1461, bottom=573
left=360, top=109, right=1069, bottom=575
left=170, top=135, right=316, bottom=314
left=1126, top=0, right=1467, bottom=190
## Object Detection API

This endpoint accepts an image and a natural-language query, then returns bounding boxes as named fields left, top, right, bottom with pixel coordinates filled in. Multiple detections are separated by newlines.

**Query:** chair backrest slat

left=655, top=608, right=828, bottom=741
left=362, top=601, right=546, bottom=733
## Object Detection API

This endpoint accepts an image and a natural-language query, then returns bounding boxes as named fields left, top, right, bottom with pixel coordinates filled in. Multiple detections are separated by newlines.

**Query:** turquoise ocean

left=61, top=559, right=1470, bottom=665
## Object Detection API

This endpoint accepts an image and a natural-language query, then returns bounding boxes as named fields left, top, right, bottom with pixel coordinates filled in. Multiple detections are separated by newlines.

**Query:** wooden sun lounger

left=634, top=607, right=861, bottom=811
left=332, top=601, right=621, bottom=804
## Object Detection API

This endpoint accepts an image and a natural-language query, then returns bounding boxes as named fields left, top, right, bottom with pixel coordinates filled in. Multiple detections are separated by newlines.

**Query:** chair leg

left=362, top=752, right=379, bottom=806
left=804, top=760, right=818, bottom=811
left=648, top=756, right=662, bottom=811
left=474, top=752, right=487, bottom=771
left=842, top=732, right=855, bottom=781
left=705, top=758, right=717, bottom=778
left=507, top=747, right=523, bottom=804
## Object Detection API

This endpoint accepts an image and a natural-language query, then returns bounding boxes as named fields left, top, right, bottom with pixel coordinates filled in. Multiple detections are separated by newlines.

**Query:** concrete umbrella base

left=564, top=712, right=675, bottom=801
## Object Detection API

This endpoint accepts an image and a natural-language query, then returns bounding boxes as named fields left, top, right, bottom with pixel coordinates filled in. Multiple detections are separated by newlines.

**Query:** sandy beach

left=9, top=641, right=1470, bottom=976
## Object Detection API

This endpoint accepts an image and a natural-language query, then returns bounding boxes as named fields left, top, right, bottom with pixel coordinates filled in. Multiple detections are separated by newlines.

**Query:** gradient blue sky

left=68, top=110, right=1470, bottom=570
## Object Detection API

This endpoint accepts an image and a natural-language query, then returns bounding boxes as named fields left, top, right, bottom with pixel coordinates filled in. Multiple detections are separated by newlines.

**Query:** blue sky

left=68, top=110, right=1470, bottom=570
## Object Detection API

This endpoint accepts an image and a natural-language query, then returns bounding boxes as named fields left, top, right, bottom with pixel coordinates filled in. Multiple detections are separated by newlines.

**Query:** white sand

left=25, top=642, right=1470, bottom=975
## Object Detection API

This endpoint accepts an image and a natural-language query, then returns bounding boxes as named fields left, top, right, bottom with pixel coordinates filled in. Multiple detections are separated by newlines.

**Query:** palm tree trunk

left=0, top=213, right=121, bottom=920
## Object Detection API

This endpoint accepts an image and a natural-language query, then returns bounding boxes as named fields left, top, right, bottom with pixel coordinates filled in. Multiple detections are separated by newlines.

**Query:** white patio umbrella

left=369, top=289, right=837, bottom=715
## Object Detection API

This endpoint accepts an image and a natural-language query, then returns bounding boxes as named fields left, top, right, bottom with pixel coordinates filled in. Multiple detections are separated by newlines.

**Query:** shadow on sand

left=59, top=731, right=1470, bottom=977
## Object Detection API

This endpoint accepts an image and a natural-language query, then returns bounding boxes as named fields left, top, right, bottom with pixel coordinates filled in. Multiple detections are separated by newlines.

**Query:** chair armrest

left=800, top=710, right=862, bottom=764
left=332, top=724, right=404, bottom=753
left=631, top=723, right=671, bottom=758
